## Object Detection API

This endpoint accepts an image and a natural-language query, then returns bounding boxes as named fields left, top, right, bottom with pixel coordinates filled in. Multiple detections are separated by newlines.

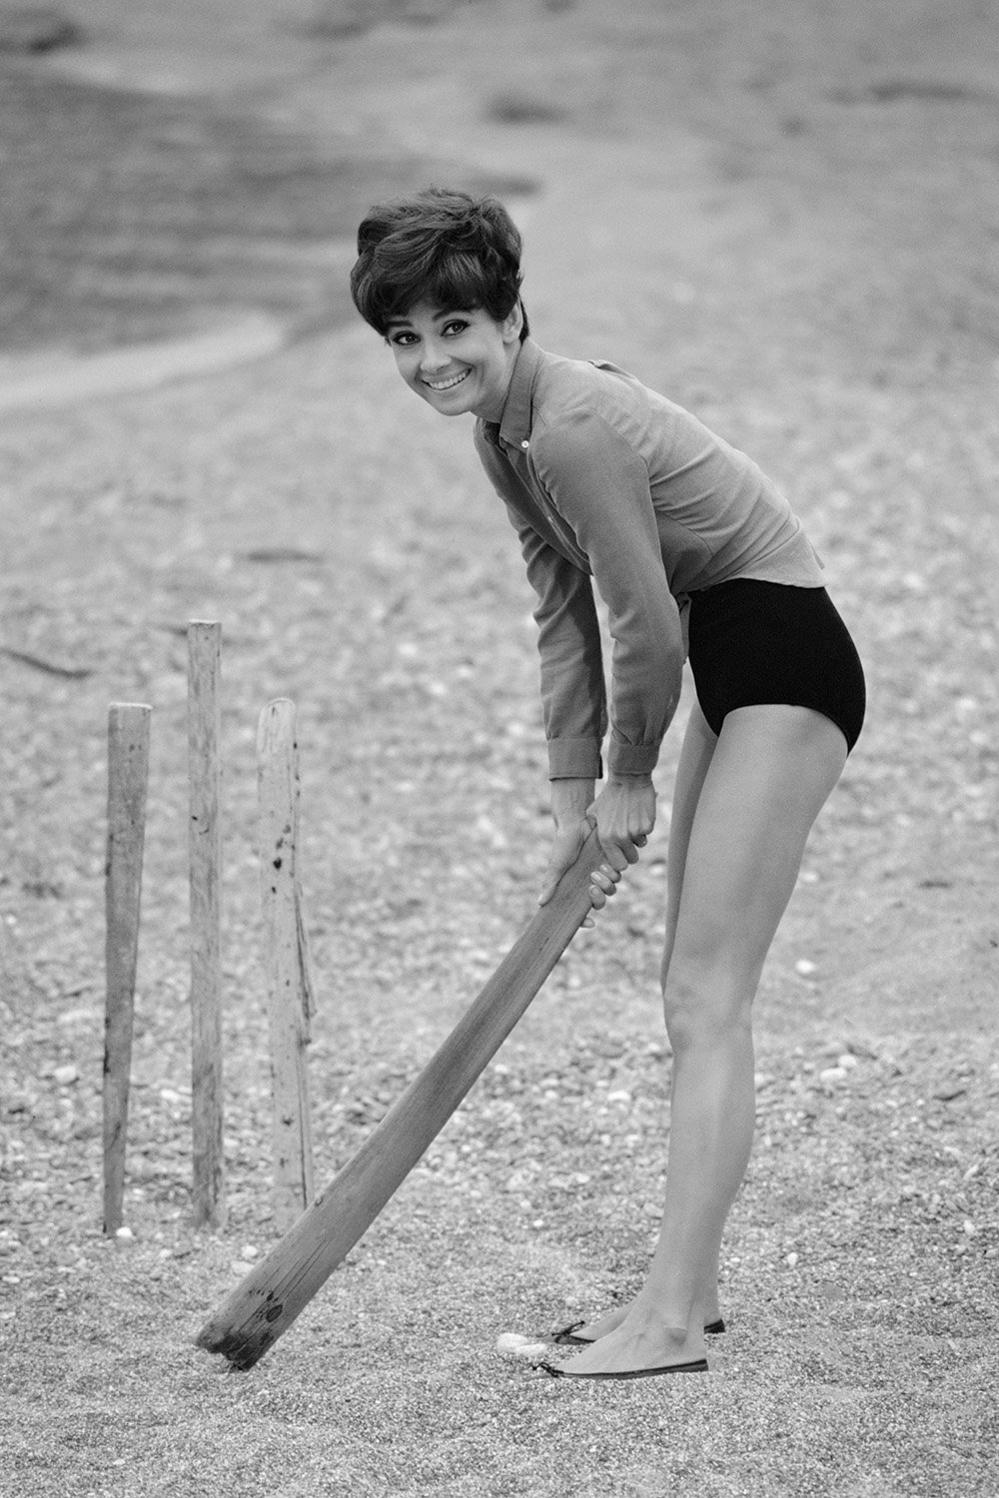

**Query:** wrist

left=549, top=777, right=594, bottom=824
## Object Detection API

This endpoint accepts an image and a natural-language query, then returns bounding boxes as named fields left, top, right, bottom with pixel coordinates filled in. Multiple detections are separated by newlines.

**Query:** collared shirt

left=474, top=338, right=825, bottom=780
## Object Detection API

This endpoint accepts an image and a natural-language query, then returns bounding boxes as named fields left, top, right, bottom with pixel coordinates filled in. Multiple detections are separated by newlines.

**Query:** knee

left=661, top=953, right=755, bottom=1055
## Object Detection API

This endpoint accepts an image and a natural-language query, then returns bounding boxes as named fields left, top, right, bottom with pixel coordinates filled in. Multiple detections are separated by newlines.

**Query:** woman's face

left=385, top=301, right=523, bottom=422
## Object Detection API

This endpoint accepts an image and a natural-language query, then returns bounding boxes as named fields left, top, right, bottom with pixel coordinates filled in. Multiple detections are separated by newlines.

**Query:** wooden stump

left=187, top=621, right=225, bottom=1229
left=103, top=703, right=151, bottom=1235
left=257, top=699, right=315, bottom=1231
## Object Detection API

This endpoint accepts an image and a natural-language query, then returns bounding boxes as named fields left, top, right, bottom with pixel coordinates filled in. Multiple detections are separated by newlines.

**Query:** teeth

left=425, top=370, right=470, bottom=391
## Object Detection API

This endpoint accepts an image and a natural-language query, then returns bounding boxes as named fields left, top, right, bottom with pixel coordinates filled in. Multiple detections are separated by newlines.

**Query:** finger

left=593, top=836, right=623, bottom=872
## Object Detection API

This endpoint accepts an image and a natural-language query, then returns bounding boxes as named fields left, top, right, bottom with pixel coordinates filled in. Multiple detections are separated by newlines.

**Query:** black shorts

left=687, top=580, right=866, bottom=753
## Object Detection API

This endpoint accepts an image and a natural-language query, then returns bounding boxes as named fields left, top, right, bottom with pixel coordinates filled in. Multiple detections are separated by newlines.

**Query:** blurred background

left=3, top=0, right=998, bottom=370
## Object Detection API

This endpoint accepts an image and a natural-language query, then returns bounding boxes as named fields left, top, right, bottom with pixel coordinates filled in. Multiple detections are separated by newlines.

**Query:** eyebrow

left=384, top=308, right=473, bottom=329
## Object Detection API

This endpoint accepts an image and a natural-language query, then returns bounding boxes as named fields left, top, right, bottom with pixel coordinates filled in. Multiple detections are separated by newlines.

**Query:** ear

left=501, top=301, right=524, bottom=344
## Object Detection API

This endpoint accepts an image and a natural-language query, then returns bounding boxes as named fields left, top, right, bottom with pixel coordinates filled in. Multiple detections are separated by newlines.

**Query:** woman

left=350, top=188, right=865, bottom=1381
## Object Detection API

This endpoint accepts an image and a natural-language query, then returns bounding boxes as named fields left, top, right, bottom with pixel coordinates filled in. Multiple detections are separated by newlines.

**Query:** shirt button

left=520, top=439, right=529, bottom=450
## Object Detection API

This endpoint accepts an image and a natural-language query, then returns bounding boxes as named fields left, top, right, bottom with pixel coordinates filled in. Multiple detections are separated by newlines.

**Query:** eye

left=442, top=318, right=470, bottom=337
left=388, top=330, right=418, bottom=347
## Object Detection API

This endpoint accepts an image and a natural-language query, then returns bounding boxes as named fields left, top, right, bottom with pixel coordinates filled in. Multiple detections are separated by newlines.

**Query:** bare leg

left=558, top=704, right=847, bottom=1375
left=662, top=700, right=720, bottom=977
left=565, top=703, right=720, bottom=1342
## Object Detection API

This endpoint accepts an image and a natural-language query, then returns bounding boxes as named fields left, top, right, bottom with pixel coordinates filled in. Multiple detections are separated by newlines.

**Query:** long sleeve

left=511, top=514, right=608, bottom=778
left=474, top=337, right=819, bottom=779
left=531, top=411, right=685, bottom=775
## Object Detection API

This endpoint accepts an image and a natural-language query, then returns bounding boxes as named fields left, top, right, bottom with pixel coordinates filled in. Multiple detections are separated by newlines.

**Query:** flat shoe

left=539, top=1358, right=709, bottom=1381
left=552, top=1317, right=725, bottom=1346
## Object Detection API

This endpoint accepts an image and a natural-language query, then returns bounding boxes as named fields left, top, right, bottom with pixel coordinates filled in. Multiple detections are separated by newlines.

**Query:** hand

left=589, top=775, right=656, bottom=875
left=538, top=817, right=591, bottom=907
left=538, top=777, right=655, bottom=918
left=539, top=778, right=594, bottom=907
left=538, top=818, right=620, bottom=925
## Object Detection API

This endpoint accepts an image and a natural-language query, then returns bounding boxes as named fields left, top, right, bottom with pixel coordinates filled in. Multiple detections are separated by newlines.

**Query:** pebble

left=819, top=1066, right=848, bottom=1084
left=53, top=1064, right=79, bottom=1086
left=505, top=1170, right=533, bottom=1194
left=495, top=1333, right=549, bottom=1361
left=795, top=959, right=818, bottom=977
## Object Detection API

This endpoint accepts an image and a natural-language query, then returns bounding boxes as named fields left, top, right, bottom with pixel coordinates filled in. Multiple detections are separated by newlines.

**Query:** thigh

left=669, top=703, right=847, bottom=988
left=662, top=701, right=718, bottom=978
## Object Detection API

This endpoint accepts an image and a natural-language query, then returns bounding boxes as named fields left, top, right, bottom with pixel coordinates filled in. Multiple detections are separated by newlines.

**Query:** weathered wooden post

left=103, top=702, right=151, bottom=1235
left=257, top=699, right=315, bottom=1230
left=187, top=621, right=225, bottom=1229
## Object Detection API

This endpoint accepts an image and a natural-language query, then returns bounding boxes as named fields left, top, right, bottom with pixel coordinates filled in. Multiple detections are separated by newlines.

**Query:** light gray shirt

left=474, top=338, right=824, bottom=779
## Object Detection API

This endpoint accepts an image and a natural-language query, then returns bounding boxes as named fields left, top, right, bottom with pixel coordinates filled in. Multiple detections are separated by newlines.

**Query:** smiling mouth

left=422, top=369, right=471, bottom=392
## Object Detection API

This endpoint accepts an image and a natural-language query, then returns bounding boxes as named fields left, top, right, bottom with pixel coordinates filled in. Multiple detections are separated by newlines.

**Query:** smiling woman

left=348, top=185, right=866, bottom=1383
left=350, top=188, right=531, bottom=419
left=383, top=304, right=524, bottom=421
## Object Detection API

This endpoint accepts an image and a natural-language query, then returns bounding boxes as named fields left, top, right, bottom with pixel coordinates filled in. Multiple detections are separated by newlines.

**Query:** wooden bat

left=195, top=827, right=606, bottom=1370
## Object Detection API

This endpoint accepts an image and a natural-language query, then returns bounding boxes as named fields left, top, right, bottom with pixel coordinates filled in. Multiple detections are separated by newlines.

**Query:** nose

left=419, top=336, right=450, bottom=374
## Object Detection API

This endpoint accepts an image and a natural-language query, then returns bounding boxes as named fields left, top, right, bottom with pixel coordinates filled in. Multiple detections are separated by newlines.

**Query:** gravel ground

left=1, top=1, right=997, bottom=1494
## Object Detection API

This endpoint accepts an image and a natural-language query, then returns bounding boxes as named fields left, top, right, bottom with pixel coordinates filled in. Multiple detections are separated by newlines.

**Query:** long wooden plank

left=196, top=826, right=604, bottom=1369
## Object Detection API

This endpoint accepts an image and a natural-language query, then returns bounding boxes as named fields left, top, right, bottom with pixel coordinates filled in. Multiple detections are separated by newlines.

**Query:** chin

left=419, top=391, right=476, bottom=417
left=421, top=399, right=469, bottom=418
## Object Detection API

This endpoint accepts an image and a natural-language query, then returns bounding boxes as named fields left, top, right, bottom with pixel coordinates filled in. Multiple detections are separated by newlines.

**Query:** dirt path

left=0, top=312, right=287, bottom=412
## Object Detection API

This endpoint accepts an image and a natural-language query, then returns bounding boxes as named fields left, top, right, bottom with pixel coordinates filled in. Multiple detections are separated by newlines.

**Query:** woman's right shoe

left=539, top=1357, right=709, bottom=1380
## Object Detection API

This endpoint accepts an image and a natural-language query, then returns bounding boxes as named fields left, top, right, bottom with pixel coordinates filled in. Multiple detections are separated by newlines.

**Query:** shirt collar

left=486, top=337, right=545, bottom=452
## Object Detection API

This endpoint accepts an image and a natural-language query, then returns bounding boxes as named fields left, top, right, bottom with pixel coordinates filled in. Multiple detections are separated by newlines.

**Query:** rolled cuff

left=607, top=739, right=661, bottom=777
left=547, top=736, right=603, bottom=780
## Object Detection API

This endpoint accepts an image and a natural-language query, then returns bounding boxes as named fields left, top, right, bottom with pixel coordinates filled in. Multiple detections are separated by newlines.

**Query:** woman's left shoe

left=538, top=1358, right=709, bottom=1381
left=552, top=1317, right=725, bottom=1346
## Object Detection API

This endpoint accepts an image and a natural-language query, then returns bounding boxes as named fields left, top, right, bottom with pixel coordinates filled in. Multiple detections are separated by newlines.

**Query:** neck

left=474, top=340, right=522, bottom=423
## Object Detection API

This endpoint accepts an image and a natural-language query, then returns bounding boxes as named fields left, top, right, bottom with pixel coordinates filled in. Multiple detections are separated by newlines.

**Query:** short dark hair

left=350, top=186, right=529, bottom=340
